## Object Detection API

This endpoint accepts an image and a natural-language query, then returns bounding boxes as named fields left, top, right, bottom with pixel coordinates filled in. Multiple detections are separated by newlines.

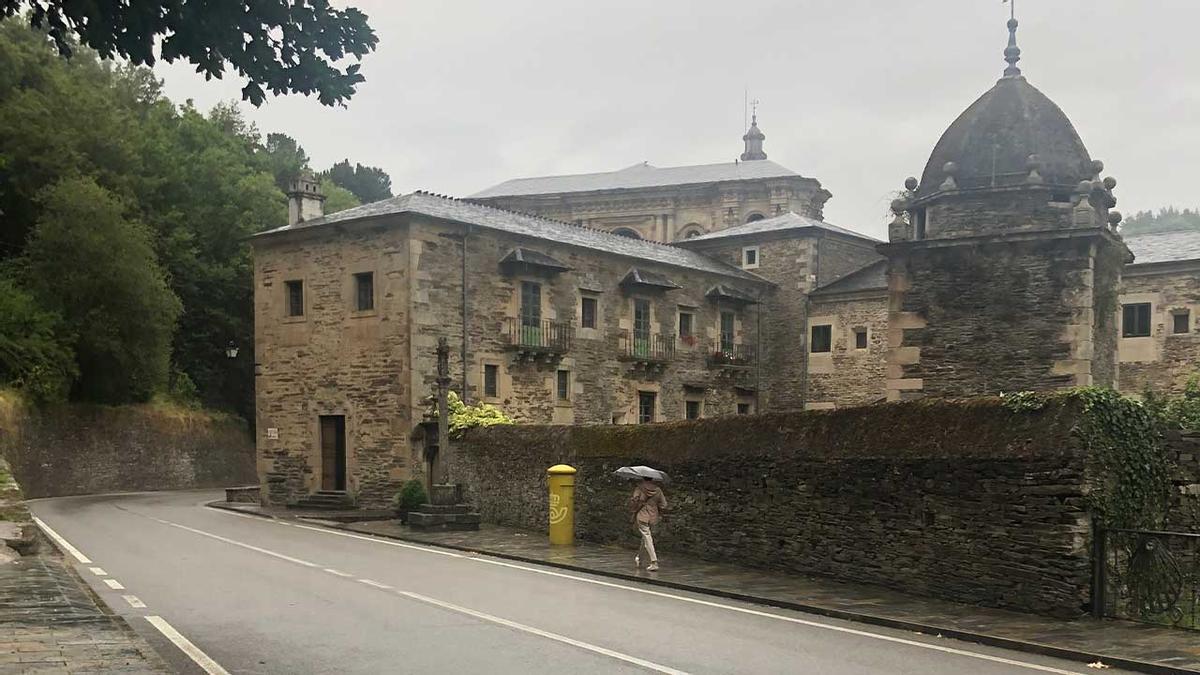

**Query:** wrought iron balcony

left=707, top=341, right=755, bottom=368
left=505, top=317, right=573, bottom=355
left=619, top=331, right=675, bottom=366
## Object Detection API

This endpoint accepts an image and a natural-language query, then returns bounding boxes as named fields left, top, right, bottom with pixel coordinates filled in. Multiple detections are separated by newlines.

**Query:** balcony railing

left=619, top=331, right=675, bottom=365
left=707, top=341, right=755, bottom=367
left=506, top=317, right=573, bottom=355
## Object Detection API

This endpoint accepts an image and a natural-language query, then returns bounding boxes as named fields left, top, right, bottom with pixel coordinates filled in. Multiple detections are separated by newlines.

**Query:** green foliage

left=393, top=479, right=428, bottom=513
left=446, top=391, right=515, bottom=438
left=325, top=159, right=393, bottom=204
left=1004, top=388, right=1172, bottom=529
left=0, top=22, right=386, bottom=413
left=21, top=177, right=181, bottom=403
left=1, top=0, right=378, bottom=106
left=1121, top=207, right=1200, bottom=236
left=1144, top=374, right=1200, bottom=431
left=0, top=278, right=75, bottom=402
left=320, top=179, right=361, bottom=215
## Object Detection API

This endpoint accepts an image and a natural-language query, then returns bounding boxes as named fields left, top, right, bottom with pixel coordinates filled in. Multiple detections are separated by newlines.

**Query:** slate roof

left=809, top=259, right=889, bottom=297
left=680, top=211, right=879, bottom=244
left=255, top=191, right=762, bottom=282
left=470, top=160, right=804, bottom=198
left=1125, top=230, right=1200, bottom=266
left=620, top=268, right=682, bottom=290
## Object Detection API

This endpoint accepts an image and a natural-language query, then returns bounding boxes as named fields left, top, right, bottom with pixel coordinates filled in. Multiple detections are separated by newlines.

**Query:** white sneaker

left=646, top=562, right=659, bottom=572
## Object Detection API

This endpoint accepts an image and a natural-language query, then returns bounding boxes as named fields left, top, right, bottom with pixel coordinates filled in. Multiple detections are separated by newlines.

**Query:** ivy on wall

left=1002, top=387, right=1172, bottom=529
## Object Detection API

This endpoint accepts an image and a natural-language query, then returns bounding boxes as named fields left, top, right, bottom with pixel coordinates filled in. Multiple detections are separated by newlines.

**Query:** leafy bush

left=0, top=278, right=76, bottom=403
left=442, top=391, right=515, bottom=438
left=393, top=479, right=427, bottom=513
left=1144, top=374, right=1200, bottom=431
left=1004, top=387, right=1171, bottom=529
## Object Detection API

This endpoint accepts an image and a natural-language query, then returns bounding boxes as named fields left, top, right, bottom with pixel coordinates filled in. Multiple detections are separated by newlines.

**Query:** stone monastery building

left=250, top=18, right=1200, bottom=507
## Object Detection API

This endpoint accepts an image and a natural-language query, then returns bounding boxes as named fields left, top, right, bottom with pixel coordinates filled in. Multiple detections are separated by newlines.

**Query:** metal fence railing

left=619, top=331, right=675, bottom=364
left=707, top=341, right=756, bottom=367
left=505, top=318, right=573, bottom=354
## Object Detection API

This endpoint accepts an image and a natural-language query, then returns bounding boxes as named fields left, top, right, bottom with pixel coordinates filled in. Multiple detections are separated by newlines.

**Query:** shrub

left=1144, top=374, right=1200, bottom=431
left=393, top=479, right=427, bottom=513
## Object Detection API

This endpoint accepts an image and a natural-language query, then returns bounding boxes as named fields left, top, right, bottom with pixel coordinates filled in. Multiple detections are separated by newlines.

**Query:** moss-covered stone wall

left=454, top=397, right=1095, bottom=617
left=0, top=391, right=255, bottom=498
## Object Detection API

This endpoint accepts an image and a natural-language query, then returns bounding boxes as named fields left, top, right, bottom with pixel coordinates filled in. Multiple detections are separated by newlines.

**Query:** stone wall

left=0, top=392, right=255, bottom=499
left=1165, top=429, right=1200, bottom=531
left=884, top=233, right=1120, bottom=400
left=1118, top=265, right=1200, bottom=395
left=806, top=291, right=889, bottom=407
left=453, top=398, right=1095, bottom=617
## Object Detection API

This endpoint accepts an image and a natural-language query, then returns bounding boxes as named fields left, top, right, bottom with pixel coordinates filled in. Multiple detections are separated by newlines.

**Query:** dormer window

left=742, top=246, right=760, bottom=269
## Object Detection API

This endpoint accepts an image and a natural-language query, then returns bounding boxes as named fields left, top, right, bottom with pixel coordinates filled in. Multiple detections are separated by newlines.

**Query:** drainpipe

left=461, top=225, right=471, bottom=403
left=755, top=291, right=763, bottom=413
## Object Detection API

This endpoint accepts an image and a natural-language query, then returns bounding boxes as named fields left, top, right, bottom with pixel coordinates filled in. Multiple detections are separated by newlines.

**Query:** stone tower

left=740, top=113, right=767, bottom=161
left=880, top=17, right=1130, bottom=400
left=287, top=171, right=326, bottom=226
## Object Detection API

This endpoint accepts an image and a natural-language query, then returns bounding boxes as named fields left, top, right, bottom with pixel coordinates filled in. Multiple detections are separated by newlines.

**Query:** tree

left=263, top=133, right=310, bottom=192
left=1121, top=207, right=1200, bottom=235
left=2, top=1, right=378, bottom=106
left=0, top=277, right=75, bottom=402
left=21, top=177, right=181, bottom=403
left=325, top=159, right=393, bottom=204
left=321, top=179, right=361, bottom=215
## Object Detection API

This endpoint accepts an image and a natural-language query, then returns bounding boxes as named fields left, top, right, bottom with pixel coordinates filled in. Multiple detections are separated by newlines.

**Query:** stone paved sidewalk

left=330, top=519, right=1199, bottom=675
left=0, top=547, right=167, bottom=674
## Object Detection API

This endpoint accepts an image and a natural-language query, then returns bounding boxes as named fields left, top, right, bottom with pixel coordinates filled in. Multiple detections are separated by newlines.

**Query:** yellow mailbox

left=547, top=464, right=577, bottom=545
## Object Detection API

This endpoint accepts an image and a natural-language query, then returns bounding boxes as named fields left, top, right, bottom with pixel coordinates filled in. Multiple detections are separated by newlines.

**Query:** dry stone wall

left=454, top=398, right=1095, bottom=617
left=0, top=393, right=254, bottom=499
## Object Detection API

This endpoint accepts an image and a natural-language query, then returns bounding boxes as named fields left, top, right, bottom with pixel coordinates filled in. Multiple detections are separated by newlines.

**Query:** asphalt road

left=29, top=490, right=1133, bottom=675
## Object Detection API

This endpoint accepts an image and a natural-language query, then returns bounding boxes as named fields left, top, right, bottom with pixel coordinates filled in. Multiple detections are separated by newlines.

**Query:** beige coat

left=629, top=482, right=667, bottom=525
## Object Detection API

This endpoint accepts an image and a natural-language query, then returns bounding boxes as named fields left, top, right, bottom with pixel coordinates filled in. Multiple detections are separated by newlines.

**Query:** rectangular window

left=914, top=208, right=927, bottom=240
left=854, top=328, right=868, bottom=350
left=1122, top=303, right=1151, bottom=337
left=483, top=364, right=498, bottom=398
left=1173, top=311, right=1191, bottom=335
left=633, top=299, right=651, bottom=341
left=520, top=281, right=542, bottom=326
left=580, top=296, right=597, bottom=329
left=737, top=403, right=751, bottom=415
left=678, top=311, right=693, bottom=339
left=685, top=400, right=701, bottom=420
left=742, top=246, right=760, bottom=269
left=285, top=280, right=304, bottom=317
left=638, top=391, right=656, bottom=424
left=811, top=324, right=832, bottom=353
left=556, top=370, right=570, bottom=401
left=720, top=311, right=735, bottom=352
left=353, top=272, right=374, bottom=311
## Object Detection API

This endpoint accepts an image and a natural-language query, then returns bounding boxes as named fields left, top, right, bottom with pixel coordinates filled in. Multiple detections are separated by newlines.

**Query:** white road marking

left=103, top=578, right=125, bottom=590
left=31, top=516, right=92, bottom=563
left=399, top=590, right=690, bottom=675
left=157, top=518, right=320, bottom=569
left=284, top=522, right=1087, bottom=675
left=122, top=595, right=147, bottom=609
left=89, top=567, right=108, bottom=576
left=358, top=579, right=392, bottom=589
left=145, top=615, right=231, bottom=675
left=323, top=568, right=353, bottom=577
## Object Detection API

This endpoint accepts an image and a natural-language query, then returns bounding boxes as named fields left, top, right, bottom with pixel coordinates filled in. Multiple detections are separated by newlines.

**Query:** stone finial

left=1003, top=17, right=1022, bottom=77
left=939, top=161, right=958, bottom=191
left=1103, top=176, right=1117, bottom=190
left=890, top=198, right=908, bottom=215
left=904, top=176, right=919, bottom=192
left=1091, top=159, right=1105, bottom=178
left=1108, top=210, right=1123, bottom=227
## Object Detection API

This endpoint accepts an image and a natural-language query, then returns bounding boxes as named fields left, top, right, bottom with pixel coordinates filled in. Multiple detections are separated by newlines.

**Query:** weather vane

left=750, top=98, right=760, bottom=122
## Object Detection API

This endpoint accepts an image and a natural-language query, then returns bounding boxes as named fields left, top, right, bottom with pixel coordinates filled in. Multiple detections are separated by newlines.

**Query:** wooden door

left=319, top=415, right=346, bottom=491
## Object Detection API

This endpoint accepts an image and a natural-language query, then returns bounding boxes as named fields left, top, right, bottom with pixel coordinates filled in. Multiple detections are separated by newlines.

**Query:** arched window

left=745, top=212, right=766, bottom=223
left=675, top=223, right=705, bottom=240
left=611, top=228, right=642, bottom=239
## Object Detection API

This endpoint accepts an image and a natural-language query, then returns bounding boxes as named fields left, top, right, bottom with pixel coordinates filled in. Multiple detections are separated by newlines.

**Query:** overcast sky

left=154, top=0, right=1200, bottom=240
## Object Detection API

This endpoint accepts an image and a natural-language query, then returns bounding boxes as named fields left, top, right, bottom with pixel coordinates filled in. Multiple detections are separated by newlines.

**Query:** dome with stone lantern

left=913, top=18, right=1094, bottom=201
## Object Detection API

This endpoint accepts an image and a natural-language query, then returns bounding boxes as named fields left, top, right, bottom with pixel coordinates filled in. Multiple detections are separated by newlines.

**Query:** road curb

left=203, top=501, right=1195, bottom=675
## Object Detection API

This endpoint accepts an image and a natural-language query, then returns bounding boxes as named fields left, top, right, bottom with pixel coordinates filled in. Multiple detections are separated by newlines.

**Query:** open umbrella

left=612, top=465, right=670, bottom=483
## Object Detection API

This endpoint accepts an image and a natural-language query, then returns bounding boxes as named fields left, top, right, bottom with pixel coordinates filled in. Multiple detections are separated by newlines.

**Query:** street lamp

left=225, top=342, right=239, bottom=359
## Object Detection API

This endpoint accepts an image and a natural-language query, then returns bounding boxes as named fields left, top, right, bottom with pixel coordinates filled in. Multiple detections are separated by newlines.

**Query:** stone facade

left=252, top=196, right=777, bottom=507
left=806, top=290, right=888, bottom=408
left=452, top=399, right=1096, bottom=617
left=1118, top=260, right=1200, bottom=395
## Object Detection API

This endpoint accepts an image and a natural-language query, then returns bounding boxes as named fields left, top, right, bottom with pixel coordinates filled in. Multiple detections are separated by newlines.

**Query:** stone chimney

left=287, top=171, right=325, bottom=225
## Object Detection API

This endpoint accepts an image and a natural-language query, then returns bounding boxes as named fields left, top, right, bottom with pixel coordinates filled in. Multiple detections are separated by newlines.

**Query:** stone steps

left=291, top=490, right=355, bottom=511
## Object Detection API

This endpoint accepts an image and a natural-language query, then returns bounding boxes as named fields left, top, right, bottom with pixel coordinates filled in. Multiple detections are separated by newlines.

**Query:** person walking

left=630, top=477, right=667, bottom=571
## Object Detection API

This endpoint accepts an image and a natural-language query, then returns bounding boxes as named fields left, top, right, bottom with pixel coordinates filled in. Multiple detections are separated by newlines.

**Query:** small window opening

left=811, top=325, right=832, bottom=353
left=1122, top=303, right=1151, bottom=338
left=854, top=328, right=868, bottom=350
left=354, top=272, right=374, bottom=311
left=285, top=280, right=304, bottom=317
left=483, top=364, right=498, bottom=398
left=1173, top=311, right=1191, bottom=335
